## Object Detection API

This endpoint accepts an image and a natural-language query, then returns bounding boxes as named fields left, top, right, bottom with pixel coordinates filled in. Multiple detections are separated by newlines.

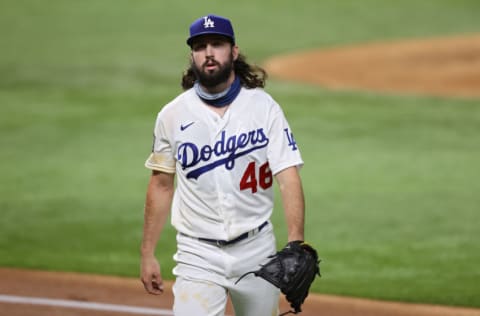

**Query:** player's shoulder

left=241, top=87, right=277, bottom=103
left=242, top=87, right=272, bottom=99
left=240, top=87, right=282, bottom=111
left=161, top=89, right=195, bottom=111
left=156, top=89, right=196, bottom=118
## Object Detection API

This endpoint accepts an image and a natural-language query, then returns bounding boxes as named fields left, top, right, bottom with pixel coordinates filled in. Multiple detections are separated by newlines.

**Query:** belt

left=185, top=221, right=269, bottom=247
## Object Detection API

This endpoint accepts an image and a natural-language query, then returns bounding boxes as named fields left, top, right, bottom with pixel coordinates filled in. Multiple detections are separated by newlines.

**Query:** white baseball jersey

left=145, top=87, right=303, bottom=241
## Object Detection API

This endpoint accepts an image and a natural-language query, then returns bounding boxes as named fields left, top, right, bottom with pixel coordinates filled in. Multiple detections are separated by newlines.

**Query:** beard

left=192, top=54, right=234, bottom=88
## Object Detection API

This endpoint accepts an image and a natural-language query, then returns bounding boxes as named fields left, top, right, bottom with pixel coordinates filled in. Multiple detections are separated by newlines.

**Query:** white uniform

left=145, top=86, right=303, bottom=316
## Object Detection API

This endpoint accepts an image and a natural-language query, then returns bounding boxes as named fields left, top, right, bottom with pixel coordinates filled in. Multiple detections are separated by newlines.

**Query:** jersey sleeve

left=267, top=102, right=304, bottom=175
left=145, top=112, right=176, bottom=173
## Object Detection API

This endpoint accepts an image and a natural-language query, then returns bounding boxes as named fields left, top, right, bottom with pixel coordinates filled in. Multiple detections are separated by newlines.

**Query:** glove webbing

left=235, top=242, right=320, bottom=316
left=236, top=247, right=303, bottom=315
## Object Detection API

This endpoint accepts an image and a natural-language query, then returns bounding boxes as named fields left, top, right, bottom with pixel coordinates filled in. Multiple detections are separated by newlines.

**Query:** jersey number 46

left=239, top=161, right=273, bottom=193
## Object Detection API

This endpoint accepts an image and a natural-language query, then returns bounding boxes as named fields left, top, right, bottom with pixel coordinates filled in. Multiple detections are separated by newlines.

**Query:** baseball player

left=140, top=14, right=305, bottom=316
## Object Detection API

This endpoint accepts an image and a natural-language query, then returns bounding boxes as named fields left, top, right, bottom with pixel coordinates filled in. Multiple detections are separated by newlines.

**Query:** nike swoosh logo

left=180, top=122, right=195, bottom=131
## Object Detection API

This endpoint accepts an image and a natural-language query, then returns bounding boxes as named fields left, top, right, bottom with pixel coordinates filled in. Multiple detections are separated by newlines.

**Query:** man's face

left=190, top=35, right=238, bottom=88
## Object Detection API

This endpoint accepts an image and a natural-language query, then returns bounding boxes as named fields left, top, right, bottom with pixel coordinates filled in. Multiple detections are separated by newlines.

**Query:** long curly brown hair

left=181, top=53, right=267, bottom=90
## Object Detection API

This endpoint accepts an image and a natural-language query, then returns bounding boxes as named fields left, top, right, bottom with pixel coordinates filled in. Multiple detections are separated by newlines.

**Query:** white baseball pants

left=172, top=222, right=280, bottom=316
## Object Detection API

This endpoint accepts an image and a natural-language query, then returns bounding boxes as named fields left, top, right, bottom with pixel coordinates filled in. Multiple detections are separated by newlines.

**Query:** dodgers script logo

left=177, top=129, right=269, bottom=179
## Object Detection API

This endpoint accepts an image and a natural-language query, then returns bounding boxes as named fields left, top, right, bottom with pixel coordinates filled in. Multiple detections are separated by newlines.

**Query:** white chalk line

left=0, top=294, right=174, bottom=315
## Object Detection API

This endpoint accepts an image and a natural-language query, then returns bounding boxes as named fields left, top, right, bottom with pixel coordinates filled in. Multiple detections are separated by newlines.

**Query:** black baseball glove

left=236, top=241, right=321, bottom=315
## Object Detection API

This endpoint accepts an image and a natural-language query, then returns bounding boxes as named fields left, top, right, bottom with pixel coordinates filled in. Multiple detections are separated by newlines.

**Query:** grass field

left=1, top=0, right=480, bottom=308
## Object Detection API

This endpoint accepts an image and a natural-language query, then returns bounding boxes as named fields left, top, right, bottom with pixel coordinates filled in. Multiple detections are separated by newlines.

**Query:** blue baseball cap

left=186, top=14, right=235, bottom=46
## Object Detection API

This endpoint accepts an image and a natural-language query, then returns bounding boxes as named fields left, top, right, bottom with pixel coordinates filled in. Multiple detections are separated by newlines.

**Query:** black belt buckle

left=205, top=234, right=243, bottom=246
left=215, top=240, right=229, bottom=247
left=198, top=221, right=268, bottom=247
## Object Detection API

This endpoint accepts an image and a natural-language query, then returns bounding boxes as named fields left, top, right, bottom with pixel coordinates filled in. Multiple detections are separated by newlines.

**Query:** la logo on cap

left=186, top=14, right=235, bottom=46
left=203, top=16, right=215, bottom=28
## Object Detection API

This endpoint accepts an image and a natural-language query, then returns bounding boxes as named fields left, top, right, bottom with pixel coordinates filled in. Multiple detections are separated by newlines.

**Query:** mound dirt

left=263, top=34, right=480, bottom=98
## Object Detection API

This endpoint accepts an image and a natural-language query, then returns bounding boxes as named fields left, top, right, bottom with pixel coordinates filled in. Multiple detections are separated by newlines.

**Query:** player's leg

left=173, top=277, right=228, bottom=316
left=173, top=233, right=229, bottom=316
left=227, top=223, right=280, bottom=316
left=229, top=274, right=280, bottom=316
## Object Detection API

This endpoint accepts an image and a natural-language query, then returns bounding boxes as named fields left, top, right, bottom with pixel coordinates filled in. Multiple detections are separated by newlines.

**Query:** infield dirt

left=1, top=268, right=480, bottom=316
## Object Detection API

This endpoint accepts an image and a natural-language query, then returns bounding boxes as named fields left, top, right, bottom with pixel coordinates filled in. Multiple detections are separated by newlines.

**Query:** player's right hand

left=141, top=255, right=164, bottom=295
